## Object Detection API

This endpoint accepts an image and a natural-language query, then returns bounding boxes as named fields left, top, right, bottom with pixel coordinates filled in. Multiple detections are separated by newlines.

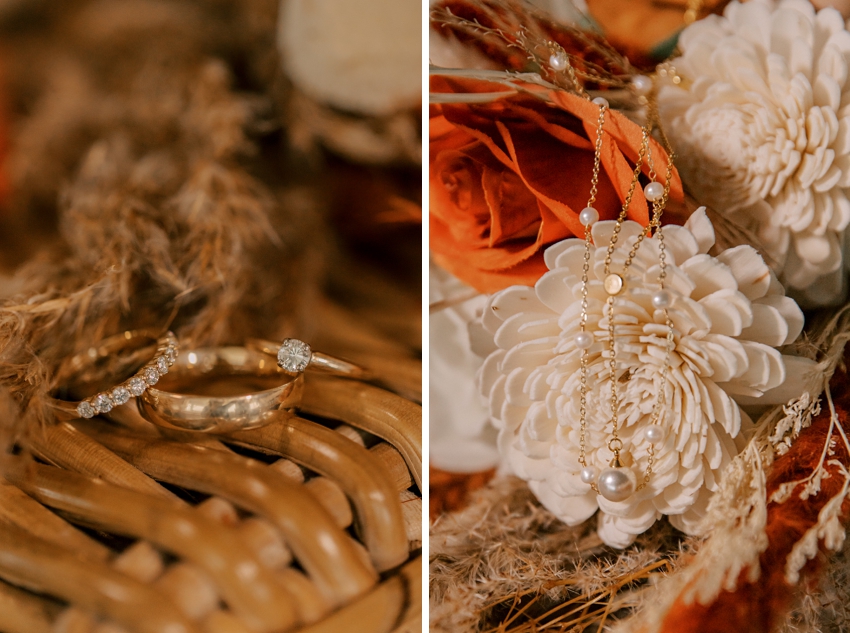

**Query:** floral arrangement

left=430, top=1, right=850, bottom=631
left=659, top=0, right=850, bottom=307
left=479, top=208, right=809, bottom=547
left=430, top=74, right=685, bottom=292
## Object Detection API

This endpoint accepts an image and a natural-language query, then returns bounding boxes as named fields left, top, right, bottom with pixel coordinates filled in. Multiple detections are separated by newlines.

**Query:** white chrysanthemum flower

left=478, top=209, right=813, bottom=548
left=658, top=0, right=850, bottom=306
left=430, top=261, right=500, bottom=473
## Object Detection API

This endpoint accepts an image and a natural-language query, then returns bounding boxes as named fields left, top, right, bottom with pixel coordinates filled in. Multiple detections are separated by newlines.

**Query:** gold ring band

left=138, top=346, right=303, bottom=433
left=49, top=331, right=178, bottom=421
left=247, top=337, right=370, bottom=379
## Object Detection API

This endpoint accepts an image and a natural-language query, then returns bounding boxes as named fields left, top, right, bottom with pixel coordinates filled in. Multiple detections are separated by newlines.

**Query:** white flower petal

left=684, top=207, right=716, bottom=253
left=731, top=355, right=818, bottom=406
left=704, top=378, right=741, bottom=436
left=613, top=502, right=660, bottom=533
left=504, top=366, right=534, bottom=407
left=531, top=481, right=598, bottom=526
left=739, top=340, right=786, bottom=391
left=753, top=294, right=805, bottom=344
left=699, top=289, right=754, bottom=336
left=493, top=313, right=560, bottom=349
left=702, top=333, right=748, bottom=381
left=544, top=238, right=584, bottom=271
left=597, top=512, right=638, bottom=548
left=680, top=254, right=738, bottom=299
left=716, top=245, right=772, bottom=300
left=658, top=224, right=700, bottom=265
left=478, top=349, right=506, bottom=400
left=478, top=212, right=806, bottom=547
left=544, top=238, right=585, bottom=270
left=501, top=338, right=560, bottom=374
left=739, top=303, right=789, bottom=346
left=659, top=0, right=850, bottom=306
left=668, top=486, right=713, bottom=535
left=536, top=269, right=579, bottom=314
left=490, top=285, right=550, bottom=320
left=591, top=219, right=644, bottom=247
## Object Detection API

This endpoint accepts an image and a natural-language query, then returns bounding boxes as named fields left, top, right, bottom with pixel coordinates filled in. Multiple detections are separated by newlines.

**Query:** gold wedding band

left=248, top=337, right=370, bottom=379
left=48, top=330, right=179, bottom=421
left=138, top=346, right=303, bottom=433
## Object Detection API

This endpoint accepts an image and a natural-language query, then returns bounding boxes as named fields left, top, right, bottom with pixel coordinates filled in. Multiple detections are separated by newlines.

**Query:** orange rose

left=430, top=74, right=685, bottom=293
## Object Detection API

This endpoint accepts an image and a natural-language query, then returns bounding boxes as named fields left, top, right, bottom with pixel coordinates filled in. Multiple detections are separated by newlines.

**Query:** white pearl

left=597, top=467, right=636, bottom=502
left=645, top=425, right=665, bottom=445
left=591, top=96, right=609, bottom=108
left=579, top=206, right=599, bottom=226
left=631, top=75, right=653, bottom=96
left=575, top=332, right=593, bottom=349
left=644, top=181, right=664, bottom=202
left=549, top=51, right=567, bottom=71
left=652, top=289, right=672, bottom=309
left=580, top=466, right=598, bottom=484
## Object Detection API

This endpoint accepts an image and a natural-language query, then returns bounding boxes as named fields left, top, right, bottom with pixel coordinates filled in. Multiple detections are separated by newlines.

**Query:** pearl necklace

left=572, top=86, right=677, bottom=503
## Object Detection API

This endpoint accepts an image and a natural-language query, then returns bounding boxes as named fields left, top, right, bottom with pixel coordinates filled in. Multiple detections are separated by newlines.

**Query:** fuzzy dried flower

left=0, top=0, right=324, bottom=442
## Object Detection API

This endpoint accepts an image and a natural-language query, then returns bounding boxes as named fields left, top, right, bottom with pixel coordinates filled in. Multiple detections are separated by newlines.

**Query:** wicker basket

left=0, top=369, right=421, bottom=633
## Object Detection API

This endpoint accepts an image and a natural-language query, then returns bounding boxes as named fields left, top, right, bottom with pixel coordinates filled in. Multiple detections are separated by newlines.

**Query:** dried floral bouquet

left=429, top=1, right=850, bottom=631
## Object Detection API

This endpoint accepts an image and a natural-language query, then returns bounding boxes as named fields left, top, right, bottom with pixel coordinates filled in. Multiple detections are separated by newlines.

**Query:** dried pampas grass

left=0, top=0, right=327, bottom=445
left=430, top=476, right=695, bottom=633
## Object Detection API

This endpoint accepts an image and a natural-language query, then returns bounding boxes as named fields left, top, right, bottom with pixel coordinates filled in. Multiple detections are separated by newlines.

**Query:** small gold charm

left=604, top=273, right=624, bottom=295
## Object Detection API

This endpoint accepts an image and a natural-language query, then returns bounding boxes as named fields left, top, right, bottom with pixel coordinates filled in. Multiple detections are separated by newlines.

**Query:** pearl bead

left=575, top=332, right=593, bottom=349
left=580, top=466, right=598, bottom=484
left=579, top=206, right=599, bottom=226
left=631, top=75, right=653, bottom=96
left=591, top=96, right=609, bottom=108
left=549, top=51, right=568, bottom=71
left=645, top=425, right=665, bottom=445
left=597, top=467, right=636, bottom=502
left=652, top=289, right=672, bottom=309
left=644, top=181, right=664, bottom=202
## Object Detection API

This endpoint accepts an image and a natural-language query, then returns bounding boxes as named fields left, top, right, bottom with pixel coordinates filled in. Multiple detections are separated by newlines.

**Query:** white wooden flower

left=478, top=209, right=811, bottom=547
left=658, top=0, right=850, bottom=306
left=430, top=262, right=501, bottom=473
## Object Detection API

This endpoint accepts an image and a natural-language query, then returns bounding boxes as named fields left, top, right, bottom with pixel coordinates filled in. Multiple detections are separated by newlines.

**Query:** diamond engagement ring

left=138, top=346, right=304, bottom=433
left=248, top=338, right=370, bottom=379
left=48, top=331, right=179, bottom=421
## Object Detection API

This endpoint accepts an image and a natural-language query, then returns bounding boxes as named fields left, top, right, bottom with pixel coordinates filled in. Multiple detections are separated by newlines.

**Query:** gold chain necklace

left=572, top=86, right=677, bottom=503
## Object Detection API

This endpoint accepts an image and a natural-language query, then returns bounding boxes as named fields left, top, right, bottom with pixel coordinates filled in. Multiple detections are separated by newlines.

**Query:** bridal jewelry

left=139, top=346, right=304, bottom=433
left=48, top=330, right=178, bottom=421
left=248, top=337, right=371, bottom=380
left=575, top=82, right=677, bottom=502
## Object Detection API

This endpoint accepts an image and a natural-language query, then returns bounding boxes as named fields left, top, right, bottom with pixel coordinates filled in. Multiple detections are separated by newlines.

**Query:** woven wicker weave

left=0, top=370, right=422, bottom=633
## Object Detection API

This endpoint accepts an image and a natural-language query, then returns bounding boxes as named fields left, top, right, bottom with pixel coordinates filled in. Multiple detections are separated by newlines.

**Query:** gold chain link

left=575, top=70, right=677, bottom=494
left=578, top=99, right=607, bottom=493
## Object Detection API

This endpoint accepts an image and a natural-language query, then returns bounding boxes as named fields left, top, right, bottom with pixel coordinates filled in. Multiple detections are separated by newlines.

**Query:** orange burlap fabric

left=659, top=359, right=850, bottom=633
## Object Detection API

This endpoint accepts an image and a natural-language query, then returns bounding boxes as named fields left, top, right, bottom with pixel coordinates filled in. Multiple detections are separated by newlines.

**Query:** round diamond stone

left=277, top=338, right=312, bottom=373
left=93, top=393, right=113, bottom=414
left=165, top=346, right=177, bottom=364
left=144, top=366, right=160, bottom=385
left=128, top=376, right=147, bottom=396
left=156, top=356, right=169, bottom=374
left=111, top=386, right=131, bottom=406
left=77, top=401, right=96, bottom=419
